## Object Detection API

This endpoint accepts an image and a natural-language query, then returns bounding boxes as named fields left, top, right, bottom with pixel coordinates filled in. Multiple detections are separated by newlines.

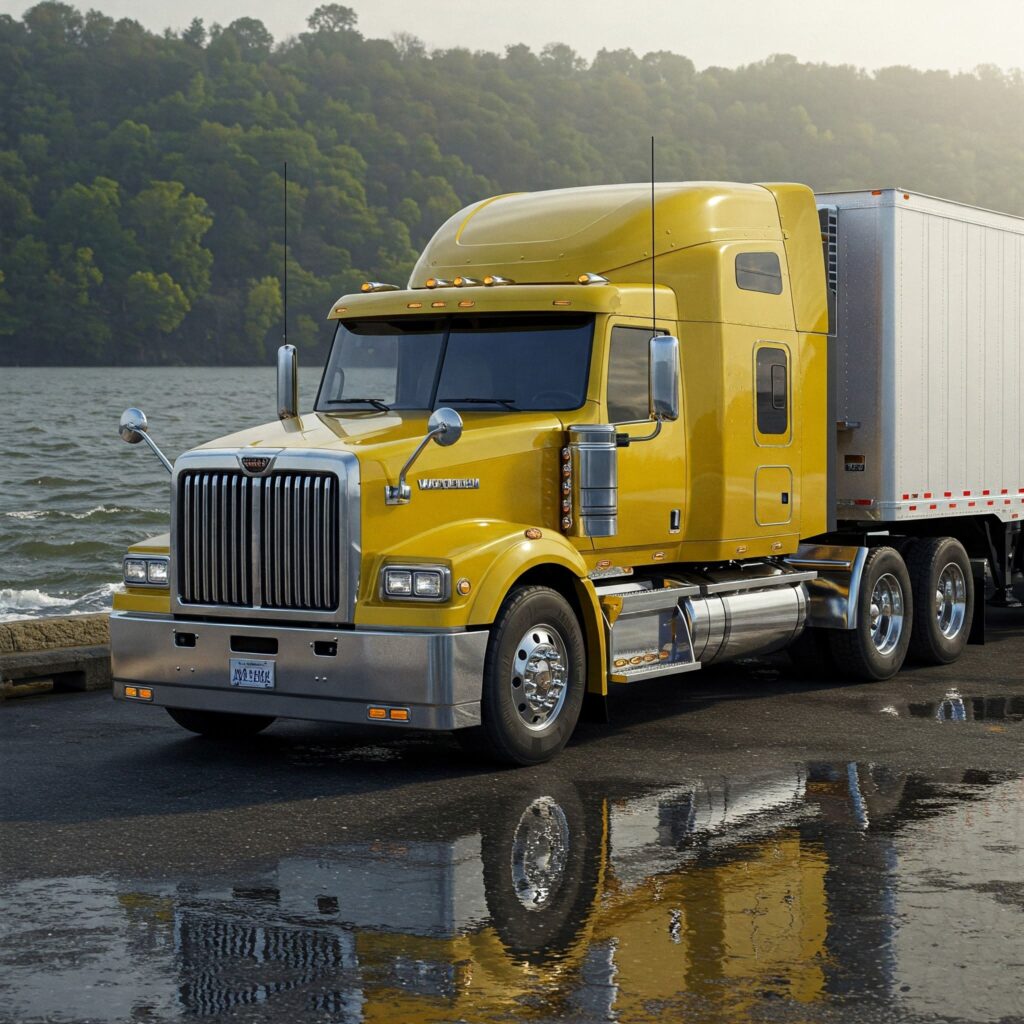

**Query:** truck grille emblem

left=240, top=455, right=274, bottom=474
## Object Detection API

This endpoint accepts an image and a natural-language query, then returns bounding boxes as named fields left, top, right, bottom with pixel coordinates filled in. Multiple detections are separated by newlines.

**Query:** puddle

left=907, top=694, right=1024, bottom=723
left=1, top=765, right=1022, bottom=1023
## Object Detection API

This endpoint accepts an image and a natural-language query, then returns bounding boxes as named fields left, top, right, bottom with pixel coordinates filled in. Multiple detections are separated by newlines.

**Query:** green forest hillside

left=1, top=2, right=1021, bottom=365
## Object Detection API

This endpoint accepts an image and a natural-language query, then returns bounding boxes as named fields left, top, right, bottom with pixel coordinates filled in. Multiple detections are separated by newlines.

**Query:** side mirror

left=385, top=407, right=464, bottom=505
left=119, top=407, right=149, bottom=444
left=427, top=406, right=463, bottom=447
left=650, top=335, right=680, bottom=422
left=277, top=344, right=298, bottom=420
left=117, top=407, right=173, bottom=473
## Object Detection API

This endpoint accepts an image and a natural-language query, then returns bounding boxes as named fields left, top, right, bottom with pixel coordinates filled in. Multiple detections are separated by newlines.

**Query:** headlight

left=124, top=556, right=170, bottom=588
left=381, top=565, right=450, bottom=602
left=124, top=558, right=148, bottom=584
left=147, top=560, right=169, bottom=585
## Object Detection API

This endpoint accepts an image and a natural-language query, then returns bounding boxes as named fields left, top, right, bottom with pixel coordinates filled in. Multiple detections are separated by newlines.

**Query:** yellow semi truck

left=112, top=181, right=1024, bottom=763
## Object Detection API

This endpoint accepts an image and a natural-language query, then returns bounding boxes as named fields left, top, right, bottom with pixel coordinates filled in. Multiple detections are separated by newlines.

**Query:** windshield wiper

left=324, top=397, right=391, bottom=412
left=439, top=397, right=518, bottom=410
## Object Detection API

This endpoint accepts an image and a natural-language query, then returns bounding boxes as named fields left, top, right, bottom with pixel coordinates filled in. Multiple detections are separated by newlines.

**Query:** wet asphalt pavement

left=2, top=601, right=1023, bottom=1024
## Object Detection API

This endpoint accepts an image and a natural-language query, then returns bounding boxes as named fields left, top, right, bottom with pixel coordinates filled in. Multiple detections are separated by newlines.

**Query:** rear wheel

left=166, top=707, right=275, bottom=738
left=828, top=546, right=913, bottom=681
left=906, top=537, right=973, bottom=665
left=458, top=585, right=585, bottom=766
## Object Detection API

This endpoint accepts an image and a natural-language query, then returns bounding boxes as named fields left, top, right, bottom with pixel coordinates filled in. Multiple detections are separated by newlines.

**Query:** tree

left=307, top=5, right=357, bottom=33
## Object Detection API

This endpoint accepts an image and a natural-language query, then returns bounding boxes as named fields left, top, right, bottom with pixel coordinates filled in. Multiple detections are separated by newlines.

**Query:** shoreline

left=0, top=613, right=111, bottom=699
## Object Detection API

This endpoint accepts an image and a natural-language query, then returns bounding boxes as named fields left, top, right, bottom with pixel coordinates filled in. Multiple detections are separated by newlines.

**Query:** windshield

left=316, top=314, right=594, bottom=412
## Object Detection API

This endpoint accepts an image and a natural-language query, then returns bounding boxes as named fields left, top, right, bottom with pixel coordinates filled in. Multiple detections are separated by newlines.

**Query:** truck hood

left=192, top=408, right=588, bottom=464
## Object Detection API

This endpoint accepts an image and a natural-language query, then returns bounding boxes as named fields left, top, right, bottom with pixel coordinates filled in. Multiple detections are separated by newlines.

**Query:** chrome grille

left=178, top=471, right=253, bottom=607
left=177, top=469, right=340, bottom=612
left=259, top=472, right=338, bottom=611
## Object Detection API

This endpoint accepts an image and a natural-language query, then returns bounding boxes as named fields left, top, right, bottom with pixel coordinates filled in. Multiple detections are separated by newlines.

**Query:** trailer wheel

left=828, top=546, right=913, bottom=681
left=458, top=585, right=585, bottom=766
left=906, top=537, right=973, bottom=665
left=166, top=707, right=275, bottom=738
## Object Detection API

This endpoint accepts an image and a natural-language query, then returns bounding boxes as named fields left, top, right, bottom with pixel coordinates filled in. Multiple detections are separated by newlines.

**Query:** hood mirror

left=385, top=407, right=464, bottom=505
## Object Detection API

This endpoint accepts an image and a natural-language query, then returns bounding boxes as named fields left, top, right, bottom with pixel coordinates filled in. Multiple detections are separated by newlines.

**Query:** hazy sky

left=2, top=0, right=1022, bottom=71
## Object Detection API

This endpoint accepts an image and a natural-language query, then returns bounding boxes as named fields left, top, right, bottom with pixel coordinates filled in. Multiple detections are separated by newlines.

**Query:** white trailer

left=813, top=188, right=1024, bottom=604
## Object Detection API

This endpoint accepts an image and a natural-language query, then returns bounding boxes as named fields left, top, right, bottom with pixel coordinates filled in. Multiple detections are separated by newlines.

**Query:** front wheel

left=827, top=546, right=913, bottom=681
left=458, top=585, right=586, bottom=766
left=166, top=706, right=275, bottom=739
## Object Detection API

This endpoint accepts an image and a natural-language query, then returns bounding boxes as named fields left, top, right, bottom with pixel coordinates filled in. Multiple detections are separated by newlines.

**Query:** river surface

left=0, top=367, right=321, bottom=621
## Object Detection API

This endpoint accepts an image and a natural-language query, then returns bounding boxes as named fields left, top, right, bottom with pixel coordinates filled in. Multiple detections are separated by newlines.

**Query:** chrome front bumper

left=110, top=613, right=488, bottom=730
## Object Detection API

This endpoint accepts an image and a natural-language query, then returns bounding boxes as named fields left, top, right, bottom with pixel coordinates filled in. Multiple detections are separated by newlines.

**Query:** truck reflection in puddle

left=3, top=765, right=1021, bottom=1022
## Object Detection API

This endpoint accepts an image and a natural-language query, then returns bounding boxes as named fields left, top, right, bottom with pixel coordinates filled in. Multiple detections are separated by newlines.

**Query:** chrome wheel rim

left=510, top=796, right=570, bottom=911
left=869, top=573, right=904, bottom=655
left=935, top=562, right=967, bottom=639
left=510, top=623, right=569, bottom=731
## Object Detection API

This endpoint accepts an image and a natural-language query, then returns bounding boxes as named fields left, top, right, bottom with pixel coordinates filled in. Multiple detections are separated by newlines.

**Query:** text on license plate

left=229, top=658, right=275, bottom=689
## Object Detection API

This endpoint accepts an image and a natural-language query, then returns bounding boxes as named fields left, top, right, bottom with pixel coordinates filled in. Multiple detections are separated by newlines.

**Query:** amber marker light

left=333, top=306, right=347, bottom=315
left=138, top=688, right=153, bottom=700
left=389, top=708, right=410, bottom=722
left=407, top=301, right=423, bottom=309
left=483, top=275, right=514, bottom=286
left=367, top=707, right=387, bottom=720
left=552, top=299, right=572, bottom=307
left=125, top=686, right=138, bottom=698
left=577, top=272, right=608, bottom=285
left=425, top=277, right=452, bottom=289
left=456, top=578, right=472, bottom=596
left=431, top=300, right=446, bottom=308
left=458, top=300, right=475, bottom=308
left=524, top=528, right=542, bottom=540
left=453, top=276, right=479, bottom=287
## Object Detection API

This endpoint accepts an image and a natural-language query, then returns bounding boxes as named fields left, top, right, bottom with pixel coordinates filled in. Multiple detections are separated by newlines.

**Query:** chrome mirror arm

left=136, top=430, right=174, bottom=474
left=385, top=429, right=441, bottom=505
left=618, top=416, right=663, bottom=446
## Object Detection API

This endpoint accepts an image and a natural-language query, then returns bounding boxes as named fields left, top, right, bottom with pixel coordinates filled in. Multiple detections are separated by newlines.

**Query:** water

left=1, top=758, right=1021, bottom=1022
left=0, top=367, right=321, bottom=621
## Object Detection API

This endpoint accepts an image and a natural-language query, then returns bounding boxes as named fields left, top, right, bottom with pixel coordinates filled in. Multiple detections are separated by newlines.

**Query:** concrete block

left=0, top=644, right=111, bottom=692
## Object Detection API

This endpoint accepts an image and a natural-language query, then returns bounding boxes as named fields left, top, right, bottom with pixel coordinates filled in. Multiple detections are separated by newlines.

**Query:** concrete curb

left=0, top=614, right=111, bottom=699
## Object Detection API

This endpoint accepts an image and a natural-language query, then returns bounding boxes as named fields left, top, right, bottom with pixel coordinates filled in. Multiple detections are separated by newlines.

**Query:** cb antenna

left=283, top=160, right=288, bottom=344
left=650, top=136, right=656, bottom=335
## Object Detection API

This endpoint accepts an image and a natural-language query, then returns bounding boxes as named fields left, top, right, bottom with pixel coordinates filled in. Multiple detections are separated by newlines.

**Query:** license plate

left=229, top=658, right=275, bottom=690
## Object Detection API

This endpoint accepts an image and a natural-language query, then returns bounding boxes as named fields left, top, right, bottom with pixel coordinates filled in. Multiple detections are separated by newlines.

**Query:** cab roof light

left=577, top=272, right=608, bottom=285
left=453, top=276, right=479, bottom=287
left=424, top=277, right=451, bottom=289
left=483, top=275, right=514, bottom=286
left=361, top=281, right=400, bottom=293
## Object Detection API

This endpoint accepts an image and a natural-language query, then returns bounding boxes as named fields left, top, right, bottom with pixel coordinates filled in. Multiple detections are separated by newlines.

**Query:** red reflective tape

left=949, top=503, right=957, bottom=509
left=908, top=505, right=917, bottom=511
left=902, top=493, right=909, bottom=501
left=854, top=499, right=873, bottom=506
left=983, top=489, right=990, bottom=495
left=1001, top=488, right=1008, bottom=494
left=963, top=490, right=971, bottom=496
left=944, top=491, right=952, bottom=498
left=929, top=504, right=937, bottom=510
left=968, top=501, right=976, bottom=507
left=988, top=500, right=995, bottom=506
left=924, top=492, right=932, bottom=499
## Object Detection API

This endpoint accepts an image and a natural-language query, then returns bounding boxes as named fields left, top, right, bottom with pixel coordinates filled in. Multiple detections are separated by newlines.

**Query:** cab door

left=594, top=320, right=686, bottom=559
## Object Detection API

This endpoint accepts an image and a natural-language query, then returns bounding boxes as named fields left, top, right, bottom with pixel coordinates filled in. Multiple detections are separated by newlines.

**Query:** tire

left=481, top=785, right=600, bottom=964
left=166, top=706, right=275, bottom=738
left=827, top=546, right=913, bottom=681
left=457, top=585, right=586, bottom=766
left=905, top=537, right=974, bottom=665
